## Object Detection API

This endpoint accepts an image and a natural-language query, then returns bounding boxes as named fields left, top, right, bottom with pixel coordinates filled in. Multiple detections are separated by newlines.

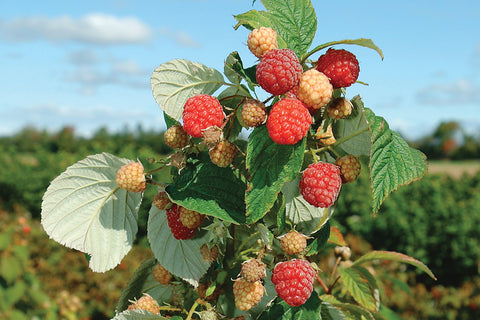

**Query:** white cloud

left=416, top=78, right=480, bottom=105
left=0, top=13, right=152, bottom=45
left=158, top=27, right=200, bottom=48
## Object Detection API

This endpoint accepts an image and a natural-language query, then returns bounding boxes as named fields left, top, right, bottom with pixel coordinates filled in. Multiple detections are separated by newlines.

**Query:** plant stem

left=316, top=274, right=330, bottom=294
left=185, top=299, right=201, bottom=320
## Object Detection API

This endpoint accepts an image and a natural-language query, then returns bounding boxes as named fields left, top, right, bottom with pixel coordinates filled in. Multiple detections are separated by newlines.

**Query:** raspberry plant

left=41, top=1, right=436, bottom=319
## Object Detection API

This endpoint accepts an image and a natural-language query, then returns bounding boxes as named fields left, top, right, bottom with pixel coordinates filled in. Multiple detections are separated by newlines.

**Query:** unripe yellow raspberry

left=233, top=279, right=264, bottom=311
left=328, top=97, right=353, bottom=119
left=209, top=140, right=237, bottom=167
left=152, top=263, right=172, bottom=285
left=297, top=69, right=333, bottom=111
left=116, top=161, right=146, bottom=193
left=247, top=27, right=278, bottom=58
left=335, top=155, right=361, bottom=183
left=164, top=125, right=189, bottom=149
left=241, top=99, right=267, bottom=127
left=178, top=206, right=205, bottom=229
left=280, top=230, right=308, bottom=255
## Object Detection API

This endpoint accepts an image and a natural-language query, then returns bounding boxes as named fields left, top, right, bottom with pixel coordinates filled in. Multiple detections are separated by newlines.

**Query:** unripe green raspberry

left=328, top=97, right=353, bottom=119
left=209, top=140, right=237, bottom=167
left=247, top=27, right=278, bottom=58
left=241, top=99, right=267, bottom=127
left=164, top=125, right=189, bottom=149
left=297, top=69, right=333, bottom=111
left=335, top=155, right=361, bottom=183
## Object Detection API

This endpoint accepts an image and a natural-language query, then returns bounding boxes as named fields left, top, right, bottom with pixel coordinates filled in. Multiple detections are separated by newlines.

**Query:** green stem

left=185, top=299, right=201, bottom=320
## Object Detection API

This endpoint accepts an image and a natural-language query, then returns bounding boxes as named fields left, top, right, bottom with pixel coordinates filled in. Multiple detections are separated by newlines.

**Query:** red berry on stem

left=182, top=94, right=225, bottom=138
left=316, top=48, right=360, bottom=88
left=299, top=162, right=342, bottom=208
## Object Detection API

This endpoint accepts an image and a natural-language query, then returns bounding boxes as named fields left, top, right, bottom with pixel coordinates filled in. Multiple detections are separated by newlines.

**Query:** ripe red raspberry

left=153, top=191, right=172, bottom=210
left=256, top=49, right=302, bottom=96
left=178, top=206, right=205, bottom=229
left=240, top=259, right=266, bottom=282
left=209, top=140, right=237, bottom=167
left=271, top=259, right=316, bottom=307
left=166, top=204, right=196, bottom=240
left=247, top=27, right=278, bottom=58
left=316, top=48, right=360, bottom=88
left=315, top=124, right=336, bottom=146
left=241, top=99, right=267, bottom=127
left=266, top=98, right=312, bottom=145
left=182, top=94, right=225, bottom=138
left=233, top=278, right=264, bottom=311
left=296, top=69, right=333, bottom=111
left=335, top=155, right=361, bottom=183
left=152, top=263, right=172, bottom=285
left=116, top=161, right=146, bottom=193
left=299, top=162, right=342, bottom=208
left=128, top=293, right=160, bottom=314
left=327, top=97, right=353, bottom=119
left=280, top=230, right=307, bottom=255
left=164, top=125, right=189, bottom=149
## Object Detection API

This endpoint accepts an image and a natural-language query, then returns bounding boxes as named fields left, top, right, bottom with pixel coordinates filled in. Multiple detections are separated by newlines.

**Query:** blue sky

left=1, top=0, right=479, bottom=139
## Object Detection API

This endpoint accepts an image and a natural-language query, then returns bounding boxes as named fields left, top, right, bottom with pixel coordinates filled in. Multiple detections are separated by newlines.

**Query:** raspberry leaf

left=246, top=126, right=305, bottom=224
left=261, top=0, right=317, bottom=57
left=41, top=152, right=141, bottom=272
left=166, top=157, right=246, bottom=224
left=116, top=258, right=173, bottom=313
left=320, top=295, right=375, bottom=320
left=257, top=291, right=322, bottom=320
left=147, top=205, right=211, bottom=286
left=305, top=38, right=384, bottom=62
left=334, top=95, right=371, bottom=156
left=365, top=108, right=427, bottom=214
left=224, top=51, right=257, bottom=90
left=151, top=59, right=224, bottom=121
left=338, top=266, right=380, bottom=312
left=112, top=310, right=169, bottom=319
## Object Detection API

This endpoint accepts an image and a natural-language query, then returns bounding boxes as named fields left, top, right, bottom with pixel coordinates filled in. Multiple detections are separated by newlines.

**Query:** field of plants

left=0, top=126, right=479, bottom=319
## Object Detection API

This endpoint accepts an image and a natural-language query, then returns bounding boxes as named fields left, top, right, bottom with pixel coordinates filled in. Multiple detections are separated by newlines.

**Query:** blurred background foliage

left=0, top=120, right=479, bottom=319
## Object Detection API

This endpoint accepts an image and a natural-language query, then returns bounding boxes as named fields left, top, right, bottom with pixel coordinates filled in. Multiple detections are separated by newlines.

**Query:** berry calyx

left=296, top=69, right=333, bottom=111
left=241, top=99, right=267, bottom=127
left=247, top=27, right=278, bottom=58
left=316, top=124, right=336, bottom=146
left=182, top=94, right=225, bottom=138
left=152, top=263, right=172, bottom=285
left=128, top=293, right=160, bottom=314
left=209, top=140, right=237, bottom=167
left=280, top=230, right=308, bottom=255
left=202, top=126, right=223, bottom=147
left=153, top=191, right=172, bottom=210
left=164, top=125, right=189, bottom=149
left=166, top=204, right=196, bottom=240
left=266, top=98, right=312, bottom=145
left=271, top=259, right=316, bottom=307
left=233, top=278, right=264, bottom=311
left=240, top=259, right=266, bottom=282
left=178, top=206, right=205, bottom=229
left=116, top=161, right=146, bottom=193
left=335, top=155, right=361, bottom=183
left=256, top=48, right=303, bottom=96
left=299, top=162, right=342, bottom=208
left=327, top=97, right=353, bottom=119
left=316, top=48, right=360, bottom=88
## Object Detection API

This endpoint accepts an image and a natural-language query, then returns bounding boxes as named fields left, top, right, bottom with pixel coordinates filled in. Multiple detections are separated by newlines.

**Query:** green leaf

left=261, top=0, right=317, bottom=57
left=334, top=95, right=371, bottom=157
left=306, top=38, right=384, bottom=61
left=338, top=266, right=379, bottom=312
left=0, top=256, right=21, bottom=284
left=282, top=177, right=332, bottom=235
left=320, top=302, right=348, bottom=320
left=245, top=126, right=305, bottom=224
left=151, top=59, right=224, bottom=121
left=41, top=153, right=142, bottom=272
left=328, top=227, right=347, bottom=246
left=147, top=205, right=211, bottom=286
left=304, top=221, right=331, bottom=256
left=258, top=291, right=322, bottom=320
left=5, top=281, right=26, bottom=310
left=321, top=295, right=375, bottom=320
left=352, top=250, right=437, bottom=280
left=116, top=258, right=172, bottom=313
left=112, top=309, right=169, bottom=320
left=224, top=51, right=257, bottom=89
left=166, top=157, right=246, bottom=224
left=364, top=108, right=427, bottom=214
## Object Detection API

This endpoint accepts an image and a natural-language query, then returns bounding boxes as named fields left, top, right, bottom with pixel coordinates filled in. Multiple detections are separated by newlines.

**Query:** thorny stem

left=158, top=306, right=184, bottom=313
left=185, top=299, right=202, bottom=320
